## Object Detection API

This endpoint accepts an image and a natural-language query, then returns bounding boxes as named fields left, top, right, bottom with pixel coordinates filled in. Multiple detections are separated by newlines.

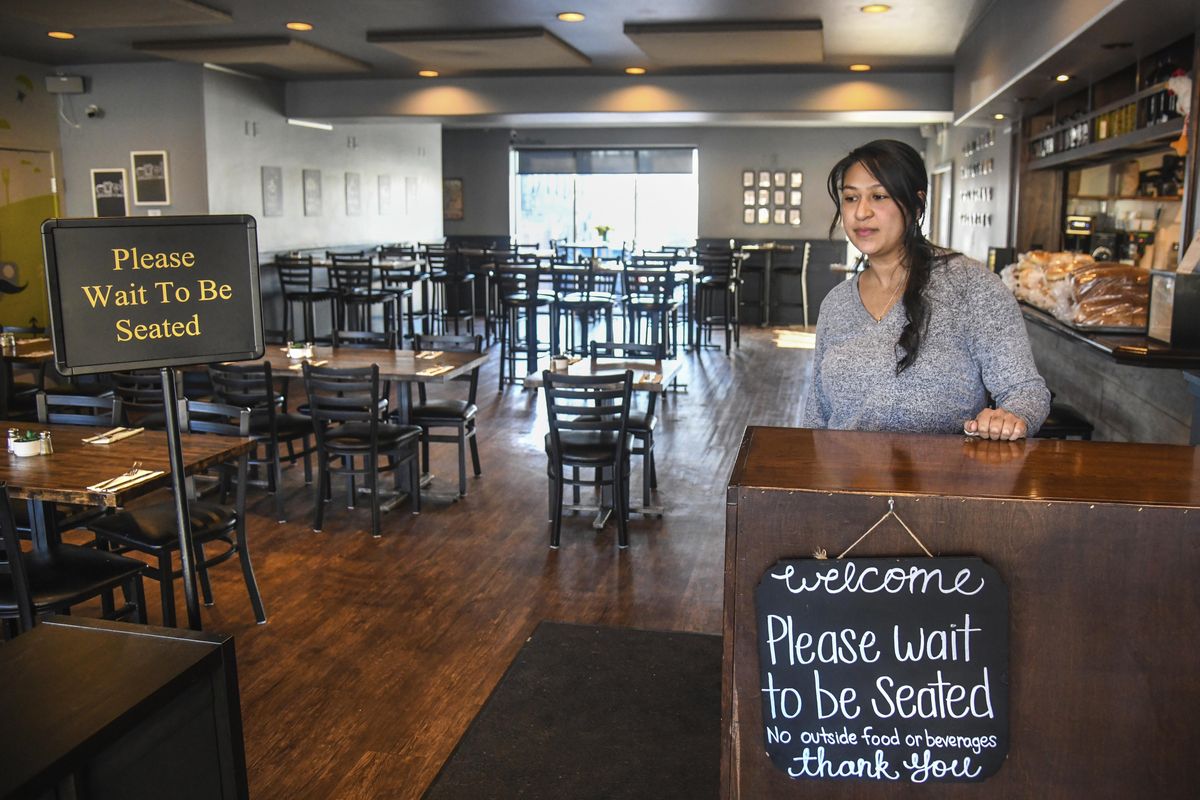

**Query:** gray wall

left=924, top=120, right=1017, bottom=262
left=442, top=128, right=510, bottom=237
left=442, top=125, right=927, bottom=242
left=202, top=69, right=444, bottom=253
left=0, top=55, right=62, bottom=155
left=57, top=62, right=209, bottom=217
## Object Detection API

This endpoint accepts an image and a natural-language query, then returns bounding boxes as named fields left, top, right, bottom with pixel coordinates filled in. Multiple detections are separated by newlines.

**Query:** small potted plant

left=11, top=430, right=43, bottom=457
left=594, top=224, right=611, bottom=242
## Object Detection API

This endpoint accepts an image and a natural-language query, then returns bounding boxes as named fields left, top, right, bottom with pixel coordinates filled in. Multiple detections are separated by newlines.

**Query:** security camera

left=85, top=104, right=103, bottom=119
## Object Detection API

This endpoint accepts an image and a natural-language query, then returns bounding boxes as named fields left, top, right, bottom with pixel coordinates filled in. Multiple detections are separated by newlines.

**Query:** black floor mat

left=423, top=621, right=723, bottom=800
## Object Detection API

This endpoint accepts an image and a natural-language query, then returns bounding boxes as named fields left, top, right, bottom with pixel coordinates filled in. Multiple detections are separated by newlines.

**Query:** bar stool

left=552, top=261, right=619, bottom=356
left=277, top=255, right=337, bottom=344
left=695, top=251, right=741, bottom=354
left=425, top=246, right=476, bottom=335
left=497, top=259, right=556, bottom=388
left=329, top=255, right=398, bottom=338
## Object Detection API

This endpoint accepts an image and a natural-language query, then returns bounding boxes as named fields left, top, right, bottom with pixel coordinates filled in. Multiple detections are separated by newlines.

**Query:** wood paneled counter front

left=722, top=427, right=1200, bottom=798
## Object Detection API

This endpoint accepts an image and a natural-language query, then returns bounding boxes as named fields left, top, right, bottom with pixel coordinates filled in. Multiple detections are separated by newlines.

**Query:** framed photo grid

left=741, top=168, right=802, bottom=226
left=90, top=168, right=128, bottom=217
left=130, top=150, right=169, bottom=206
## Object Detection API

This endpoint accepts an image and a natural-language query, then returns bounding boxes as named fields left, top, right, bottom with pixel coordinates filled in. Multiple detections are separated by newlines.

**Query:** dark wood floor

left=87, top=325, right=813, bottom=799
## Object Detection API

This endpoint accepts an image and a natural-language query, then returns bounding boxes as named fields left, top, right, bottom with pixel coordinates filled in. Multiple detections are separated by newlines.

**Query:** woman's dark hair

left=826, top=139, right=944, bottom=374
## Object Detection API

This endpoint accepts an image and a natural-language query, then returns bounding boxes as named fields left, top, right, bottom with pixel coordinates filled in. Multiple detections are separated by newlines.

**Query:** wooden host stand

left=722, top=427, right=1200, bottom=798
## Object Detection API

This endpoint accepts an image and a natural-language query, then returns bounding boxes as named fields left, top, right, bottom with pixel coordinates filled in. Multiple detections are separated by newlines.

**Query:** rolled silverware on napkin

left=87, top=468, right=164, bottom=493
left=82, top=427, right=144, bottom=445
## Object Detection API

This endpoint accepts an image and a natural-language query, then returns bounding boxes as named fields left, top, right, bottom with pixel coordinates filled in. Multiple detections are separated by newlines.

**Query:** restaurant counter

left=722, top=426, right=1200, bottom=798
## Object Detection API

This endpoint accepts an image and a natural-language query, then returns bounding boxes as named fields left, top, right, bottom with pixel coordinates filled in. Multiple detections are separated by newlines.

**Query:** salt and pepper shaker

left=7, top=428, right=16, bottom=453
left=40, top=431, right=53, bottom=455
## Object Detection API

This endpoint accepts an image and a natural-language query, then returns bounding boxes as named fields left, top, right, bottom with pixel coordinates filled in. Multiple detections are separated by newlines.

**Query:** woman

left=802, top=139, right=1049, bottom=440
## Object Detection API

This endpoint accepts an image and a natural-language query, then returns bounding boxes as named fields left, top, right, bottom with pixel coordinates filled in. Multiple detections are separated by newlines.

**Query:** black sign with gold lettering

left=41, top=215, right=264, bottom=374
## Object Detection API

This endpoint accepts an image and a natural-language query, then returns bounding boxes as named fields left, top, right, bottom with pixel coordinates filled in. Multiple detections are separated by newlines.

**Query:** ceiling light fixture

left=1055, top=74, right=1071, bottom=82
left=625, top=66, right=646, bottom=75
left=556, top=12, right=586, bottom=23
left=993, top=113, right=1006, bottom=120
left=285, top=22, right=314, bottom=32
left=849, top=64, right=872, bottom=72
left=860, top=4, right=892, bottom=13
left=47, top=31, right=75, bottom=40
left=418, top=69, right=439, bottom=78
left=287, top=118, right=333, bottom=131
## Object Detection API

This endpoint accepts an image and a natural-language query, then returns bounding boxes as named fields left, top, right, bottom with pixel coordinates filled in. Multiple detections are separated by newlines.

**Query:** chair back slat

left=180, top=399, right=252, bottom=437
left=36, top=392, right=120, bottom=427
left=543, top=371, right=632, bottom=456
left=303, top=364, right=382, bottom=428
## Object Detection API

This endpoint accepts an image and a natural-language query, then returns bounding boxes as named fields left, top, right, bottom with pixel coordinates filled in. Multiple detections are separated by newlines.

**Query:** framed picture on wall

left=743, top=208, right=755, bottom=225
left=90, top=168, right=128, bottom=217
left=743, top=189, right=755, bottom=206
left=261, top=166, right=283, bottom=217
left=130, top=150, right=169, bottom=205
left=757, top=207, right=769, bottom=224
left=443, top=178, right=464, bottom=221
left=773, top=208, right=786, bottom=225
left=378, top=174, right=392, bottom=215
left=789, top=171, right=803, bottom=188
left=303, top=169, right=322, bottom=216
left=345, top=172, right=362, bottom=216
left=789, top=208, right=802, bottom=226
left=742, top=170, right=755, bottom=187
left=773, top=171, right=786, bottom=187
left=789, top=190, right=802, bottom=206
left=757, top=170, right=771, bottom=187
left=757, top=188, right=769, bottom=206
left=773, top=189, right=786, bottom=206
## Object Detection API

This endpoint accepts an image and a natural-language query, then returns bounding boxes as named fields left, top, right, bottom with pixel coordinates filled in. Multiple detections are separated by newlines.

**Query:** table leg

left=526, top=295, right=538, bottom=376
left=761, top=251, right=774, bottom=327
left=28, top=498, right=61, bottom=552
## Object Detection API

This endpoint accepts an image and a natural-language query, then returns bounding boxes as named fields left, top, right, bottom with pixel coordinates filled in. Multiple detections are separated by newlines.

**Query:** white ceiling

left=0, top=0, right=992, bottom=79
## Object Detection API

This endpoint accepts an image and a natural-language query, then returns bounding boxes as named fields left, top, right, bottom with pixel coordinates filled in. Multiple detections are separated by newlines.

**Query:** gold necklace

left=869, top=269, right=907, bottom=321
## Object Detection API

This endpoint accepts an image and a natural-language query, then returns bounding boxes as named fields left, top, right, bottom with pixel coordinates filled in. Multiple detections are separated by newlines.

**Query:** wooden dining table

left=0, top=421, right=254, bottom=552
left=258, top=345, right=487, bottom=424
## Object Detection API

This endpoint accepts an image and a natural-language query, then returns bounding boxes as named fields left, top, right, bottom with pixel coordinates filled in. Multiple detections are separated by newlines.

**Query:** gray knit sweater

left=802, top=254, right=1050, bottom=434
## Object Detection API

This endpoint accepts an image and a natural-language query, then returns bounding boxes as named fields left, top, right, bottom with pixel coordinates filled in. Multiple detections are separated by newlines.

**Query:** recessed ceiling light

left=285, top=22, right=314, bottom=32
left=849, top=64, right=872, bottom=72
left=1055, top=74, right=1071, bottom=82
left=47, top=31, right=75, bottom=40
left=418, top=70, right=439, bottom=78
left=993, top=113, right=1006, bottom=120
left=556, top=12, right=585, bottom=22
left=860, top=4, right=892, bottom=13
left=625, top=66, right=646, bottom=75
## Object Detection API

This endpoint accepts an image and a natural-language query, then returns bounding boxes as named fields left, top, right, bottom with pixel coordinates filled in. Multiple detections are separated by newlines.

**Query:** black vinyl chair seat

left=323, top=422, right=421, bottom=451
left=500, top=290, right=557, bottom=306
left=0, top=545, right=145, bottom=614
left=248, top=409, right=313, bottom=437
left=89, top=499, right=236, bottom=550
left=560, top=290, right=618, bottom=307
left=544, top=431, right=630, bottom=466
left=627, top=411, right=657, bottom=434
left=411, top=399, right=477, bottom=422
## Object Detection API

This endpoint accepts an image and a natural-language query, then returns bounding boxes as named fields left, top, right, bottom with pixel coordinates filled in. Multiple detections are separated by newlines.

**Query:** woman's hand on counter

left=964, top=408, right=1028, bottom=441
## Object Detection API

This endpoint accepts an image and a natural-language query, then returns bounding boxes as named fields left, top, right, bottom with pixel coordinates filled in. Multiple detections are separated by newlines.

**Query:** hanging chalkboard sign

left=755, top=557, right=1009, bottom=783
left=41, top=215, right=263, bottom=375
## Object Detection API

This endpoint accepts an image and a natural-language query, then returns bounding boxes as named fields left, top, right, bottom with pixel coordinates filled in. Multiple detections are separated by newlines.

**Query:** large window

left=512, top=147, right=698, bottom=249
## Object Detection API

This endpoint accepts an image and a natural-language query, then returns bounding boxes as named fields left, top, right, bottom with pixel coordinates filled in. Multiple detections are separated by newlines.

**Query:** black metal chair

left=207, top=361, right=315, bottom=522
left=87, top=400, right=267, bottom=628
left=303, top=363, right=422, bottom=537
left=425, top=246, right=477, bottom=335
left=110, top=369, right=173, bottom=429
left=277, top=255, right=337, bottom=344
left=543, top=369, right=633, bottom=549
left=36, top=391, right=121, bottom=427
left=552, top=261, right=619, bottom=356
left=695, top=251, right=742, bottom=354
left=329, top=255, right=399, bottom=338
left=2, top=483, right=146, bottom=638
left=496, top=256, right=556, bottom=389
left=588, top=341, right=663, bottom=510
left=622, top=261, right=682, bottom=355
left=410, top=334, right=483, bottom=496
